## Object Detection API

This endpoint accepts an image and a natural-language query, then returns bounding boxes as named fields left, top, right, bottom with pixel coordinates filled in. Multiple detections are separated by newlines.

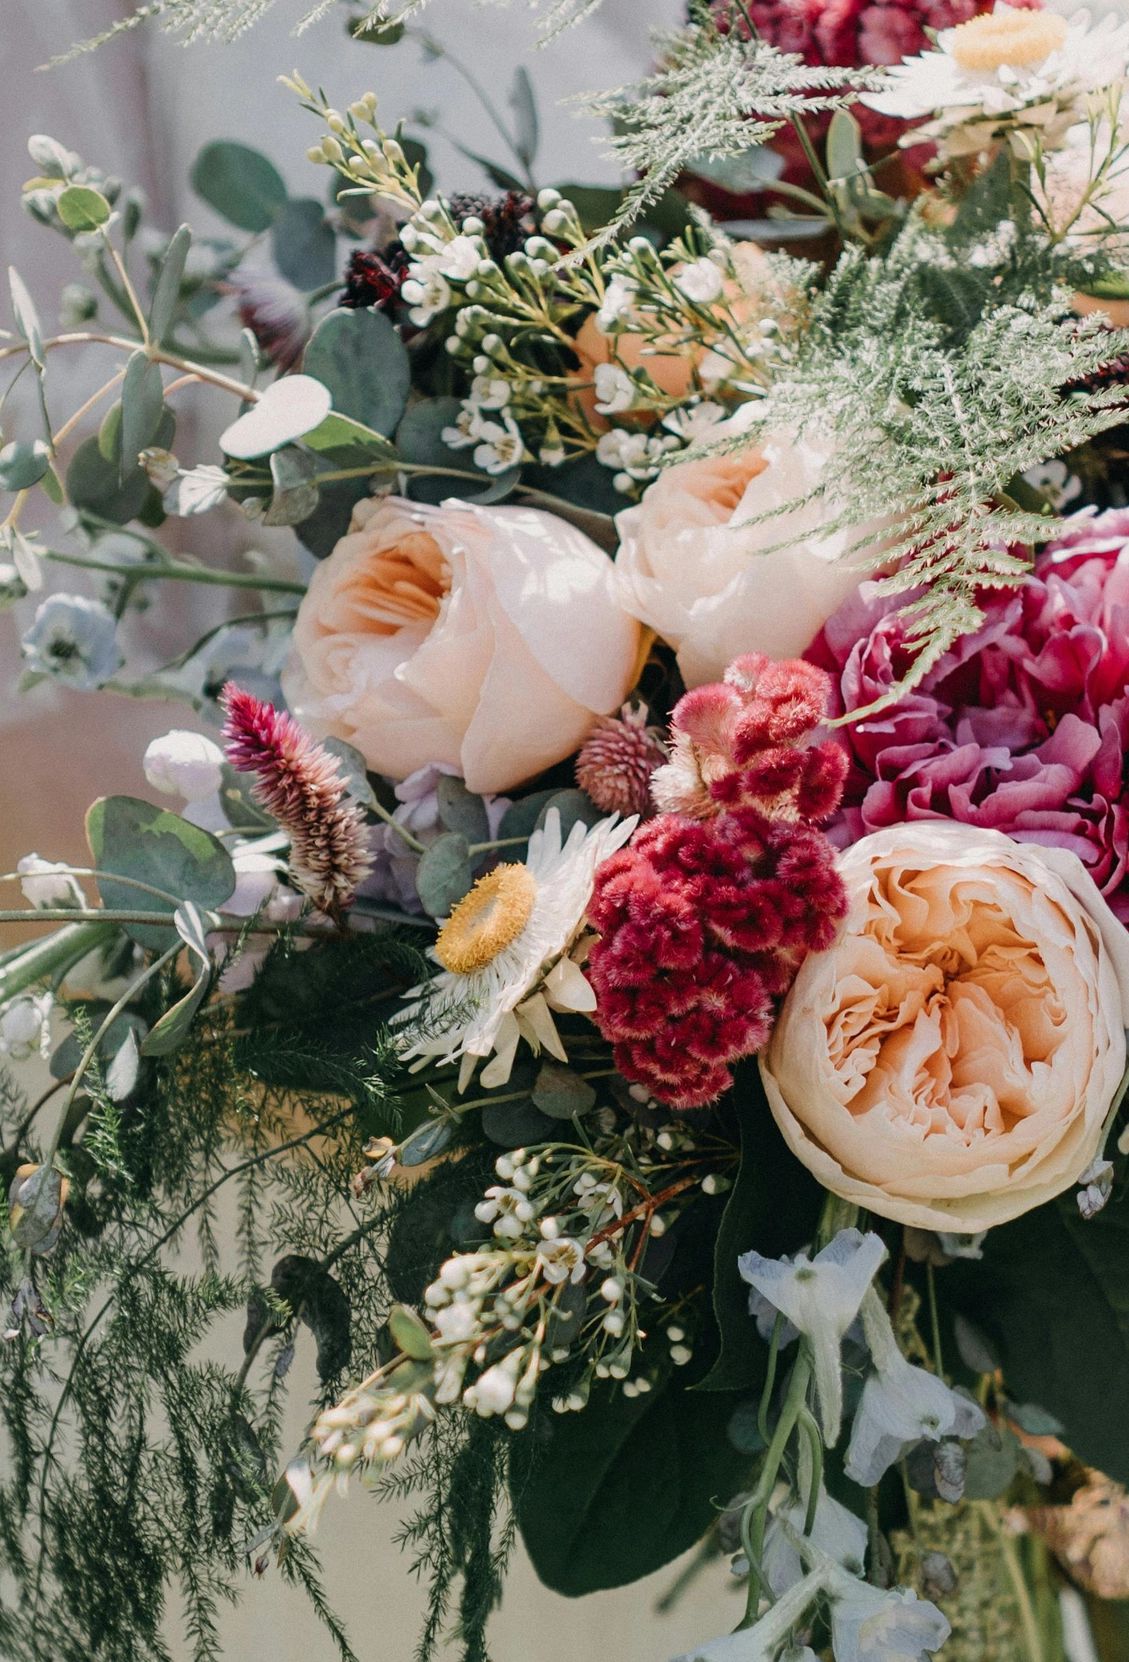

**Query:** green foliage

left=581, top=9, right=880, bottom=244
left=510, top=1368, right=744, bottom=1595
left=302, top=307, right=410, bottom=436
left=85, top=795, right=236, bottom=950
left=696, top=1067, right=824, bottom=1393
left=270, top=197, right=337, bottom=289
left=0, top=993, right=409, bottom=1662
left=722, top=211, right=1129, bottom=700
left=946, top=1194, right=1129, bottom=1485
left=190, top=139, right=288, bottom=232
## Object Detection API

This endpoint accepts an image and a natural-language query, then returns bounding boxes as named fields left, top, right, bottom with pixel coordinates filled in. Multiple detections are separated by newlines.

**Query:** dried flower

left=221, top=683, right=373, bottom=915
left=575, top=704, right=668, bottom=818
left=225, top=271, right=310, bottom=372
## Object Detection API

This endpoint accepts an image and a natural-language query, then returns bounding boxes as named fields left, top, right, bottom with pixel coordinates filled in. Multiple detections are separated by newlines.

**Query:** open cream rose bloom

left=614, top=427, right=883, bottom=688
left=281, top=495, right=641, bottom=795
left=761, top=823, right=1129, bottom=1233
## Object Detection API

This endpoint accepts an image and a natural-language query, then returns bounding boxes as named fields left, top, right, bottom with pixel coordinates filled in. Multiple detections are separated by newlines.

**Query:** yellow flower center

left=950, top=7, right=1069, bottom=73
left=434, top=864, right=538, bottom=974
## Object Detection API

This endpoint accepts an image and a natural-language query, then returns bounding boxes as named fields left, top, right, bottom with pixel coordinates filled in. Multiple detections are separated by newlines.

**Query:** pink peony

left=809, top=509, right=1129, bottom=921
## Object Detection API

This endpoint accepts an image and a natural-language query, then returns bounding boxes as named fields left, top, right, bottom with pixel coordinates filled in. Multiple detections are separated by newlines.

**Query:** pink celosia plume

left=221, top=683, right=373, bottom=917
left=587, top=655, right=848, bottom=1110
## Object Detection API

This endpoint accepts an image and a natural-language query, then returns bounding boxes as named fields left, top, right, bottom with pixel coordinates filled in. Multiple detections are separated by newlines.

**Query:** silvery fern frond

left=717, top=225, right=1129, bottom=711
left=578, top=11, right=885, bottom=246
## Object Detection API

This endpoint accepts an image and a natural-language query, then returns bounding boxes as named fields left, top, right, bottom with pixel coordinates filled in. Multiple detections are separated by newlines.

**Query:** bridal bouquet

left=4, top=2, right=1129, bottom=1658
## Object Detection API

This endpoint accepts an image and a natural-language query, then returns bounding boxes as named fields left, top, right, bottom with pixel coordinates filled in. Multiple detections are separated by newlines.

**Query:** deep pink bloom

left=222, top=683, right=373, bottom=916
left=809, top=509, right=1129, bottom=920
left=588, top=655, right=848, bottom=1109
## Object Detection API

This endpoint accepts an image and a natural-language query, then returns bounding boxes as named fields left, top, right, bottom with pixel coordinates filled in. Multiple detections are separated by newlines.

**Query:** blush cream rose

left=281, top=495, right=641, bottom=795
left=761, top=822, right=1129, bottom=1233
left=614, top=425, right=885, bottom=688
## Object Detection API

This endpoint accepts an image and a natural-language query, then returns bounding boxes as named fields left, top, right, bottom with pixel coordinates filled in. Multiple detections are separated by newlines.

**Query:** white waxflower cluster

left=286, top=1113, right=721, bottom=1535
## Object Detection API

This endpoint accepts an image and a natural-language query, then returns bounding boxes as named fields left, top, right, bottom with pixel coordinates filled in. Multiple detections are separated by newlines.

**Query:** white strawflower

left=143, top=729, right=225, bottom=803
left=398, top=809, right=636, bottom=1091
left=17, top=854, right=83, bottom=910
left=864, top=2, right=1129, bottom=161
left=0, top=993, right=53, bottom=1062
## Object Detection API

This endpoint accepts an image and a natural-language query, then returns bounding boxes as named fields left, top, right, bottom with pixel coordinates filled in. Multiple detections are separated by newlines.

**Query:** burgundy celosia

left=575, top=704, right=669, bottom=818
left=222, top=683, right=373, bottom=917
left=588, top=655, right=848, bottom=1110
left=808, top=508, right=1129, bottom=921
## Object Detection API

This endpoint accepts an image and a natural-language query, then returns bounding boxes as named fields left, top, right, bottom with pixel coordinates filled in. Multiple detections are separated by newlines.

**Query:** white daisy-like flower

left=398, top=808, right=637, bottom=1090
left=864, top=3, right=1129, bottom=162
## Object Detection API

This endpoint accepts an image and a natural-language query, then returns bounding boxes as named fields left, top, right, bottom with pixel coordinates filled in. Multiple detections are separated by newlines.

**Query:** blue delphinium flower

left=738, top=1229, right=887, bottom=1441
left=831, top=1583, right=950, bottom=1662
left=845, top=1290, right=985, bottom=1487
left=22, top=594, right=122, bottom=688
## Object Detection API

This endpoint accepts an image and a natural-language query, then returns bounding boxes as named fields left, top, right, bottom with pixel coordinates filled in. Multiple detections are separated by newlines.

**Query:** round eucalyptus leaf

left=56, top=185, right=112, bottom=232
left=190, top=140, right=288, bottom=233
left=219, top=375, right=333, bottom=460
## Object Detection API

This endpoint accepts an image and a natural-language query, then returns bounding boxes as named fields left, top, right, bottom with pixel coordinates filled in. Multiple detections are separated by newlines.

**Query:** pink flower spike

left=221, top=683, right=373, bottom=917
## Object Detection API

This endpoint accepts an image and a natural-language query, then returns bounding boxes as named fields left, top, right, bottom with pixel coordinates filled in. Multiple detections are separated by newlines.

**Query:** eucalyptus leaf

left=303, top=308, right=410, bottom=437
left=271, top=198, right=337, bottom=290
left=56, top=185, right=112, bottom=232
left=140, top=902, right=214, bottom=1057
left=190, top=140, right=288, bottom=233
left=396, top=397, right=511, bottom=506
left=481, top=1097, right=558, bottom=1148
left=148, top=223, right=192, bottom=343
left=509, top=67, right=539, bottom=170
left=321, top=737, right=378, bottom=809
left=415, top=832, right=474, bottom=918
left=531, top=1061, right=596, bottom=1120
left=263, top=446, right=319, bottom=526
left=119, top=351, right=165, bottom=483
left=397, top=1117, right=456, bottom=1167
left=436, top=774, right=489, bottom=843
left=0, top=439, right=51, bottom=492
left=826, top=109, right=863, bottom=182
left=270, top=1254, right=352, bottom=1382
left=105, top=1027, right=142, bottom=1101
left=9, top=266, right=45, bottom=367
left=7, top=1165, right=66, bottom=1255
left=534, top=789, right=602, bottom=840
left=389, top=1304, right=435, bottom=1361
left=85, top=795, right=235, bottom=951
left=220, top=375, right=332, bottom=461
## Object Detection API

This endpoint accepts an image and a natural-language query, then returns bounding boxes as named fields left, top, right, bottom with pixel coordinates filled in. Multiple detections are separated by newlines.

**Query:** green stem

left=993, top=1506, right=1047, bottom=1662
left=740, top=1351, right=814, bottom=1626
left=0, top=921, right=116, bottom=1004
left=43, top=547, right=307, bottom=596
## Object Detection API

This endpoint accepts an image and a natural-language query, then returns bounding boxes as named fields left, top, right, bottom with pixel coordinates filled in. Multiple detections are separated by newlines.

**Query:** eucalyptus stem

left=42, top=546, right=307, bottom=596
left=0, top=921, right=116, bottom=1005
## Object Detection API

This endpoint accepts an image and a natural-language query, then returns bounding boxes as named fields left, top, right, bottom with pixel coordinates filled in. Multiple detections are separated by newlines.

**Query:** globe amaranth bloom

left=809, top=509, right=1129, bottom=923
left=587, top=655, right=848, bottom=1109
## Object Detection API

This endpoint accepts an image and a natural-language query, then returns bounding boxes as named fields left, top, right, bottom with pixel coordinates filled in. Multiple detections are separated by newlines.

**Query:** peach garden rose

left=281, top=495, right=642, bottom=795
left=761, top=822, right=1129, bottom=1233
left=613, top=424, right=885, bottom=688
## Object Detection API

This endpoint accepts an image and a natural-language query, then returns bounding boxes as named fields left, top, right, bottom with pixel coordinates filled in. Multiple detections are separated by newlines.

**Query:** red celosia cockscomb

left=222, top=683, right=373, bottom=917
left=587, top=655, right=848, bottom=1110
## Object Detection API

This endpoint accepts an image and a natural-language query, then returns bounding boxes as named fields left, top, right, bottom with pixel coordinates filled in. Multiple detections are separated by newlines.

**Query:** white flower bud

left=143, top=729, right=225, bottom=804
left=17, top=854, right=83, bottom=910
left=536, top=187, right=562, bottom=211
